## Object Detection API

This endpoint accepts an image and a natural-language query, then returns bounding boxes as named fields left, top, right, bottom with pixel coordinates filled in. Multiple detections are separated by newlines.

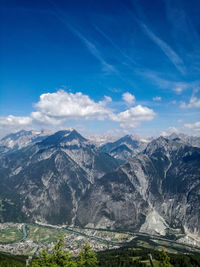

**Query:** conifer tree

left=159, top=249, right=170, bottom=267
left=78, top=243, right=98, bottom=267
left=31, top=235, right=76, bottom=267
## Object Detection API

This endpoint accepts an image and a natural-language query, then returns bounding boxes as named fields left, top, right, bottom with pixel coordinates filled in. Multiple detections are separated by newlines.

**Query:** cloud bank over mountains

left=0, top=90, right=156, bottom=137
left=1, top=88, right=200, bottom=138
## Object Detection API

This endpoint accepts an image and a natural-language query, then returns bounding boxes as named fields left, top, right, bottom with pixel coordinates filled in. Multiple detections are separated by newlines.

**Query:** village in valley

left=0, top=222, right=133, bottom=256
left=1, top=222, right=200, bottom=258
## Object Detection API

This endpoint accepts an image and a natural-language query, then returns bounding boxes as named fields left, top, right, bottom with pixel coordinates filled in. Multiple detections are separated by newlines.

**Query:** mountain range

left=100, top=134, right=149, bottom=162
left=0, top=129, right=200, bottom=245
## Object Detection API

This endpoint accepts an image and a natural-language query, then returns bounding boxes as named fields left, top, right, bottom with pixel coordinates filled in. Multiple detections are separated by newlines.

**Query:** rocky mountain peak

left=38, top=129, right=87, bottom=147
left=100, top=134, right=149, bottom=162
left=168, top=132, right=180, bottom=140
left=1, top=130, right=34, bottom=141
left=65, top=129, right=87, bottom=143
left=144, top=136, right=174, bottom=156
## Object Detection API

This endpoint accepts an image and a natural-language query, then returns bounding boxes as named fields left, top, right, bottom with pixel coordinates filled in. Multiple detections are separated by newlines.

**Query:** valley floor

left=0, top=222, right=200, bottom=257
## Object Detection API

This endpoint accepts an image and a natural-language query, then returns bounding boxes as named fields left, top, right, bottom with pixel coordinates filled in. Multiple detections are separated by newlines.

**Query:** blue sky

left=0, top=0, right=200, bottom=138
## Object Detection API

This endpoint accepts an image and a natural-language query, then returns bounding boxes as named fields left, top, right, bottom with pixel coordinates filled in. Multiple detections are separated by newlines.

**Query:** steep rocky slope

left=0, top=130, right=200, bottom=240
left=0, top=130, right=51, bottom=153
left=0, top=129, right=119, bottom=224
left=77, top=137, right=200, bottom=236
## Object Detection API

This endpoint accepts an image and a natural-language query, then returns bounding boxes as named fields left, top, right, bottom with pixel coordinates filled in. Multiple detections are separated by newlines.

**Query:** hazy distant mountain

left=0, top=130, right=52, bottom=152
left=100, top=135, right=149, bottom=162
left=88, top=135, right=117, bottom=147
left=167, top=133, right=200, bottom=148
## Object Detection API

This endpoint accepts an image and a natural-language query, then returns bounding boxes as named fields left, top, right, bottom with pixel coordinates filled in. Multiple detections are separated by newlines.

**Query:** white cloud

left=103, top=96, right=112, bottom=103
left=33, top=91, right=155, bottom=129
left=31, top=90, right=112, bottom=124
left=181, top=95, right=200, bottom=108
left=122, top=92, right=135, bottom=105
left=31, top=112, right=64, bottom=125
left=0, top=115, right=32, bottom=138
left=153, top=96, right=162, bottom=101
left=0, top=90, right=156, bottom=136
left=184, top=122, right=200, bottom=132
left=0, top=115, right=32, bottom=126
left=173, top=87, right=184, bottom=94
left=110, top=105, right=155, bottom=128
